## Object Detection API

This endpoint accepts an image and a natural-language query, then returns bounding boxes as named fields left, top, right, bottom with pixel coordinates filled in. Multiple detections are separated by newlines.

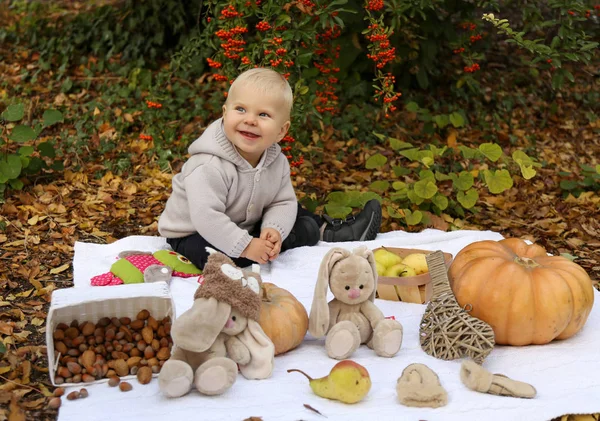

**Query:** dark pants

left=166, top=203, right=323, bottom=270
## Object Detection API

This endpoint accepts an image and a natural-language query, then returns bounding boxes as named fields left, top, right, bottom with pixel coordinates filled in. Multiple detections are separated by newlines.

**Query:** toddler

left=158, top=68, right=382, bottom=269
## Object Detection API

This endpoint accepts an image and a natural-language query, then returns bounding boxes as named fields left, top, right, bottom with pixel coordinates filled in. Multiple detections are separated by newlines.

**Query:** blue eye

left=259, top=112, right=270, bottom=117
left=236, top=107, right=245, bottom=112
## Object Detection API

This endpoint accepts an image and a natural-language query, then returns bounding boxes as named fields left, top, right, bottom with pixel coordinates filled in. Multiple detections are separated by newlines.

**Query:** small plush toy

left=309, top=246, right=404, bottom=360
left=158, top=248, right=275, bottom=397
left=90, top=250, right=202, bottom=286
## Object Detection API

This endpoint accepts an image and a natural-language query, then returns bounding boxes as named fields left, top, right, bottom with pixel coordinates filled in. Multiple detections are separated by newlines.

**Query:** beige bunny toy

left=158, top=248, right=275, bottom=398
left=309, top=246, right=403, bottom=360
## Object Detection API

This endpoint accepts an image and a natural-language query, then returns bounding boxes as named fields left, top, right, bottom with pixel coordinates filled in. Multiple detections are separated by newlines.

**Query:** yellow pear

left=384, top=263, right=417, bottom=277
left=288, top=360, right=371, bottom=404
left=373, top=248, right=402, bottom=270
left=401, top=253, right=429, bottom=275
left=376, top=264, right=386, bottom=276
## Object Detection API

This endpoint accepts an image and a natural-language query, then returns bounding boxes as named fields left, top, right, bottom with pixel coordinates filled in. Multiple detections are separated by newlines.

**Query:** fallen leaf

left=8, top=396, right=25, bottom=421
left=49, top=264, right=70, bottom=275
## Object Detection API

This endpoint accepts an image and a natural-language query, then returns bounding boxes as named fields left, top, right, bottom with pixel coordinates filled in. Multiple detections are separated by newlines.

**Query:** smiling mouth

left=239, top=130, right=260, bottom=139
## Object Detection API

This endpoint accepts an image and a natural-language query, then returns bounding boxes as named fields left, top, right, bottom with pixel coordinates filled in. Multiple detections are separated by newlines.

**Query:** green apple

left=402, top=253, right=429, bottom=275
left=384, top=263, right=417, bottom=278
left=373, top=249, right=403, bottom=271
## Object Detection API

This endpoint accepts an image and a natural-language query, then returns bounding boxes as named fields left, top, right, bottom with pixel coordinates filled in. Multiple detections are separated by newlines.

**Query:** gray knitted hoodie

left=158, top=118, right=297, bottom=257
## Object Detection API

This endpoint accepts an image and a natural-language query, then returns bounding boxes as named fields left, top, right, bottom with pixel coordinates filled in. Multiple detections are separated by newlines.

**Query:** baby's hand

left=260, top=228, right=282, bottom=261
left=241, top=238, right=274, bottom=264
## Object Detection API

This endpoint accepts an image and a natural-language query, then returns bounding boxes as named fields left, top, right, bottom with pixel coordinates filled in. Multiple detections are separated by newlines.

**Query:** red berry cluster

left=215, top=26, right=248, bottom=60
left=145, top=100, right=162, bottom=109
left=220, top=5, right=242, bottom=19
left=460, top=22, right=477, bottom=31
left=470, top=34, right=482, bottom=43
left=139, top=134, right=153, bottom=141
left=256, top=21, right=271, bottom=32
left=365, top=24, right=396, bottom=69
left=453, top=47, right=465, bottom=54
left=281, top=135, right=303, bottom=174
left=463, top=63, right=480, bottom=73
left=363, top=10, right=401, bottom=118
left=207, top=58, right=223, bottom=68
left=313, top=25, right=341, bottom=114
left=366, top=0, right=384, bottom=11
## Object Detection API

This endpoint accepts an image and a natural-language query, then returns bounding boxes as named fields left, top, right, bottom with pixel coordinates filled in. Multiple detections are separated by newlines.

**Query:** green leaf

left=405, top=102, right=419, bottom=113
left=399, top=148, right=420, bottom=161
left=369, top=180, right=390, bottom=193
left=276, top=14, right=292, bottom=25
left=479, top=143, right=503, bottom=162
left=0, top=341, right=6, bottom=353
left=38, top=142, right=56, bottom=158
left=457, top=188, right=478, bottom=209
left=519, top=164, right=537, bottom=180
left=414, top=179, right=438, bottom=199
left=419, top=170, right=435, bottom=181
left=42, top=109, right=64, bottom=128
left=366, top=153, right=387, bottom=169
left=404, top=209, right=423, bottom=225
left=344, top=191, right=363, bottom=207
left=459, top=146, right=479, bottom=159
left=0, top=154, right=23, bottom=179
left=9, top=178, right=24, bottom=190
left=9, top=125, right=36, bottom=143
left=1, top=104, right=24, bottom=122
left=596, top=164, right=600, bottom=174
left=24, top=157, right=44, bottom=174
left=392, top=166, right=411, bottom=177
left=406, top=189, right=424, bottom=205
left=449, top=112, right=465, bottom=128
left=421, top=157, right=434, bottom=167
left=325, top=203, right=352, bottom=219
left=326, top=191, right=348, bottom=205
left=435, top=171, right=452, bottom=181
left=453, top=171, right=474, bottom=191
left=484, top=169, right=514, bottom=194
left=430, top=145, right=447, bottom=157
left=560, top=180, right=578, bottom=190
left=61, top=78, right=73, bottom=93
left=389, top=137, right=413, bottom=150
left=431, top=193, right=449, bottom=210
left=360, top=192, right=381, bottom=206
left=18, top=146, right=34, bottom=157
left=392, top=181, right=407, bottom=190
left=433, top=114, right=449, bottom=128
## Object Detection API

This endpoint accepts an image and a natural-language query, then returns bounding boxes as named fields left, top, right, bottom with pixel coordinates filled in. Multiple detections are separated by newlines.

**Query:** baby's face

left=222, top=83, right=290, bottom=167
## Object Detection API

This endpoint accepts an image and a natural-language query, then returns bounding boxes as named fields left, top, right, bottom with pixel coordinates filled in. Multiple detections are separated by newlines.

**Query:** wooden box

left=373, top=247, right=453, bottom=304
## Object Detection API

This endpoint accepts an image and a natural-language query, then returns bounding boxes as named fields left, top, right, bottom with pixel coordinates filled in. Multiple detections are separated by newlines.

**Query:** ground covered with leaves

left=0, top=26, right=599, bottom=421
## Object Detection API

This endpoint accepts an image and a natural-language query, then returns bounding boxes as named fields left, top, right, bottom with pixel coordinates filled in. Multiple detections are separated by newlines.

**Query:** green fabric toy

left=91, top=250, right=202, bottom=286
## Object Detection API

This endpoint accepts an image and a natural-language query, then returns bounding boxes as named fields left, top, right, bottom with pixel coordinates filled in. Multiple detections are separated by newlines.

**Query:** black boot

left=322, top=199, right=382, bottom=242
left=282, top=216, right=321, bottom=250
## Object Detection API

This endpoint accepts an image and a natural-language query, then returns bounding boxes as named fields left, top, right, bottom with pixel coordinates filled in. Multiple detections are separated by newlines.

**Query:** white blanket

left=58, top=229, right=600, bottom=421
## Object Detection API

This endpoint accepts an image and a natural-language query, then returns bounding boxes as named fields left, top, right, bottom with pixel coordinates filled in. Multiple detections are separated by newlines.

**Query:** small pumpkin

left=449, top=238, right=595, bottom=346
left=259, top=282, right=308, bottom=355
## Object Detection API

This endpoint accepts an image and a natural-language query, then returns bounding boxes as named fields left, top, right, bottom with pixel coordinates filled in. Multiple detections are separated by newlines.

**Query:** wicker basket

left=374, top=247, right=453, bottom=304
left=46, top=282, right=175, bottom=387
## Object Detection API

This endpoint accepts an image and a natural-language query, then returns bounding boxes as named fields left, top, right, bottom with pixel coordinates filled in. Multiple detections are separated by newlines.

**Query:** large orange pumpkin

left=448, top=238, right=595, bottom=346
left=259, top=282, right=308, bottom=355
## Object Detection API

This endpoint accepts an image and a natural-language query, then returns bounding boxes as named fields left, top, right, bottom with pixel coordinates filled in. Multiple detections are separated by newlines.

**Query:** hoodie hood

left=188, top=118, right=282, bottom=170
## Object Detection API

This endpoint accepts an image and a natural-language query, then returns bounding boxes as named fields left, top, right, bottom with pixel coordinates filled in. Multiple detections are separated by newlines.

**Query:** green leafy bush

left=0, top=104, right=64, bottom=201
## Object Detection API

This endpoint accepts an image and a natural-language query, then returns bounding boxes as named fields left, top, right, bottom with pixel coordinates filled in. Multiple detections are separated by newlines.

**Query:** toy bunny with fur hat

left=158, top=248, right=274, bottom=398
left=309, top=246, right=403, bottom=360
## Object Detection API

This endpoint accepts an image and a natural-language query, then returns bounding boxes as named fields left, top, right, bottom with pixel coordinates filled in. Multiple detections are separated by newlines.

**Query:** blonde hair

left=227, top=68, right=293, bottom=118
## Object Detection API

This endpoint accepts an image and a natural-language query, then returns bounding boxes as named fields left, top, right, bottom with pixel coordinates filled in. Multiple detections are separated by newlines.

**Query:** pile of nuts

left=52, top=309, right=173, bottom=385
